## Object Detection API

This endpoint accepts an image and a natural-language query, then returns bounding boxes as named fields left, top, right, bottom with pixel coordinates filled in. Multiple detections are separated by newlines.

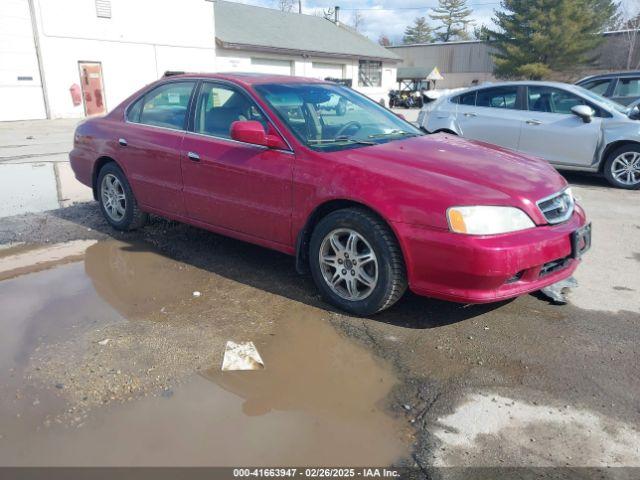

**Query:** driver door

left=518, top=85, right=601, bottom=168
left=180, top=82, right=294, bottom=245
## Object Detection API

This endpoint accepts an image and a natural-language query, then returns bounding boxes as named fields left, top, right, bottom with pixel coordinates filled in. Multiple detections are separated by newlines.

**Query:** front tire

left=309, top=208, right=407, bottom=316
left=603, top=145, right=640, bottom=189
left=97, top=162, right=148, bottom=230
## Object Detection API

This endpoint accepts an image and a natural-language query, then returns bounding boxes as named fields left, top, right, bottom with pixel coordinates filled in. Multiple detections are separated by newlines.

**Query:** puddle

left=0, top=162, right=92, bottom=218
left=433, top=392, right=640, bottom=467
left=0, top=240, right=97, bottom=281
left=0, top=239, right=409, bottom=466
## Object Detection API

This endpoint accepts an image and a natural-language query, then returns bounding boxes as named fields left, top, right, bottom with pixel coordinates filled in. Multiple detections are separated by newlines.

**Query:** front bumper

left=393, top=205, right=588, bottom=303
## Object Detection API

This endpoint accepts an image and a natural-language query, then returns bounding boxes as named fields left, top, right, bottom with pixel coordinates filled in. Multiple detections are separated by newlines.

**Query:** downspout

left=27, top=0, right=51, bottom=119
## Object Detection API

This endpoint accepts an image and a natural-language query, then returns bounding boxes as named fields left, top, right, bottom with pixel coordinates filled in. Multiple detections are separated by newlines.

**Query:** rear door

left=455, top=85, right=525, bottom=149
left=118, top=80, right=196, bottom=215
left=180, top=81, right=293, bottom=245
left=517, top=85, right=601, bottom=167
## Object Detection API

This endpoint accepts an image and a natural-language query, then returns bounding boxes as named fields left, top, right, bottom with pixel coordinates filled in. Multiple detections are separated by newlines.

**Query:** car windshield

left=254, top=83, right=423, bottom=151
left=574, top=86, right=629, bottom=115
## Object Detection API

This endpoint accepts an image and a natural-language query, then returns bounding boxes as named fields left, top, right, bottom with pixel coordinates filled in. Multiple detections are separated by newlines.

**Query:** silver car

left=418, top=81, right=640, bottom=189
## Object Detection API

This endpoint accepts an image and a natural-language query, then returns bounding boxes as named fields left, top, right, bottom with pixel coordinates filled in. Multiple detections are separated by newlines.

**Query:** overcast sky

left=231, top=0, right=639, bottom=45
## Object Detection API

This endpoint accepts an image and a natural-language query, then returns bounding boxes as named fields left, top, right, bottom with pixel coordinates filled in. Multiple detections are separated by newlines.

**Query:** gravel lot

left=0, top=118, right=638, bottom=476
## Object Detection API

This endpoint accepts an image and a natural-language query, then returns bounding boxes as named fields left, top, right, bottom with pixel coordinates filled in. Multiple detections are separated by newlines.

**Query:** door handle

left=526, top=119, right=542, bottom=125
left=187, top=151, right=200, bottom=162
left=464, top=112, right=477, bottom=117
left=118, top=138, right=127, bottom=146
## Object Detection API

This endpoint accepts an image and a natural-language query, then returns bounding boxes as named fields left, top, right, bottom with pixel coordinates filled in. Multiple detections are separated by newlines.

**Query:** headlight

left=447, top=206, right=535, bottom=235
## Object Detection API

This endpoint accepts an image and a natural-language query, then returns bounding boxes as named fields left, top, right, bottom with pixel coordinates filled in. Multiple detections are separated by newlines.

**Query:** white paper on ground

left=221, top=341, right=264, bottom=371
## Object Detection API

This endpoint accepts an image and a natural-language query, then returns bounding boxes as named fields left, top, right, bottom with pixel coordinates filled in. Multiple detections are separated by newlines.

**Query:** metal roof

left=397, top=67, right=434, bottom=79
left=213, top=1, right=400, bottom=62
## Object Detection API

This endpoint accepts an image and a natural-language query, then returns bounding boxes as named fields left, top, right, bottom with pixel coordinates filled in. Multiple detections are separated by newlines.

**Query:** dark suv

left=576, top=71, right=640, bottom=106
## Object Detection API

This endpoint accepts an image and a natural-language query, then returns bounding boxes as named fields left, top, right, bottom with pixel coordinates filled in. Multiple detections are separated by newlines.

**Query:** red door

left=180, top=82, right=293, bottom=245
left=116, top=81, right=197, bottom=216
left=78, top=62, right=106, bottom=116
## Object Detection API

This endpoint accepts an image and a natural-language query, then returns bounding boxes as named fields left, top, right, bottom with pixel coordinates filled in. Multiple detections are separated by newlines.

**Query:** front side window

left=476, top=86, right=519, bottom=109
left=255, top=83, right=422, bottom=151
left=528, top=86, right=588, bottom=115
left=358, top=61, right=382, bottom=87
left=135, top=81, right=195, bottom=130
left=613, top=78, right=640, bottom=99
left=194, top=82, right=267, bottom=139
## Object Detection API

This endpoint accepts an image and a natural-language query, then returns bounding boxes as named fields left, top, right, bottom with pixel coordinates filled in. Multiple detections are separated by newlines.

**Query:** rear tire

left=97, top=162, right=148, bottom=231
left=603, top=145, right=640, bottom=190
left=309, top=208, right=407, bottom=316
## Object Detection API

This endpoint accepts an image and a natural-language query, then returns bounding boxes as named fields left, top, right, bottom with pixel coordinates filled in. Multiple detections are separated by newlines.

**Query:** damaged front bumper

left=394, top=205, right=590, bottom=304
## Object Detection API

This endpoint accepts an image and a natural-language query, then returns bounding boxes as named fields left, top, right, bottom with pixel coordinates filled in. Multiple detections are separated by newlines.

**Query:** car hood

left=337, top=133, right=567, bottom=225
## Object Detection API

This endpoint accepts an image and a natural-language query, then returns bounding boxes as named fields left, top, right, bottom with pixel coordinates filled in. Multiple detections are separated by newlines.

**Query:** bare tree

left=275, top=0, right=295, bottom=12
left=378, top=34, right=391, bottom=46
left=322, top=7, right=335, bottom=21
left=620, top=11, right=640, bottom=69
left=351, top=10, right=365, bottom=32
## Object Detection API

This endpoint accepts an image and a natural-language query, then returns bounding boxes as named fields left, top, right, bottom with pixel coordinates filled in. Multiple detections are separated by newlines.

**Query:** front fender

left=425, top=112, right=460, bottom=134
left=599, top=121, right=640, bottom=167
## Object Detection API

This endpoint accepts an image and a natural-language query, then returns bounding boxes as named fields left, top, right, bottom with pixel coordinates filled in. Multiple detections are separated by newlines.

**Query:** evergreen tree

left=430, top=0, right=473, bottom=42
left=403, top=17, right=433, bottom=44
left=487, top=0, right=619, bottom=79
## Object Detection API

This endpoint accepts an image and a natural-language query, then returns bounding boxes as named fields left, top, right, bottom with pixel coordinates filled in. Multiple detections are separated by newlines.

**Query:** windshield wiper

left=368, top=130, right=420, bottom=139
left=307, top=136, right=376, bottom=146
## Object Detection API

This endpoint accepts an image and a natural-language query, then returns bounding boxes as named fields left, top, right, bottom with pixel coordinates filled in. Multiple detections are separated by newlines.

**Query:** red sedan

left=70, top=73, right=591, bottom=315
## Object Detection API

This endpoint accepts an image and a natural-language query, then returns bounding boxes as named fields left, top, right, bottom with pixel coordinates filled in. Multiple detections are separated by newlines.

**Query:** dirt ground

left=0, top=119, right=639, bottom=477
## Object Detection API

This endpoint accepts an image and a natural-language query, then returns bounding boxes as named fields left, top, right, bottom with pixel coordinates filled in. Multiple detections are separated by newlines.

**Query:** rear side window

left=580, top=79, right=611, bottom=96
left=135, top=81, right=196, bottom=130
left=455, top=91, right=477, bottom=106
left=476, top=86, right=519, bottom=109
left=613, top=78, right=640, bottom=98
left=126, top=97, right=143, bottom=123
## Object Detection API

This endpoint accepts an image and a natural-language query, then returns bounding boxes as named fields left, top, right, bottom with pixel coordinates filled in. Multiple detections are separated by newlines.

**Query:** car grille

left=537, top=189, right=574, bottom=224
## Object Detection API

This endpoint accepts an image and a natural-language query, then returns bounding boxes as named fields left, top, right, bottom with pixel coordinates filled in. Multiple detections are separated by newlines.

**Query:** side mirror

left=571, top=105, right=595, bottom=123
left=230, top=120, right=288, bottom=150
left=629, top=105, right=640, bottom=120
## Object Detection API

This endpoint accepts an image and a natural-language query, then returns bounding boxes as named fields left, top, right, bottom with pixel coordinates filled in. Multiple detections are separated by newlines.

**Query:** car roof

left=577, top=71, right=640, bottom=83
left=160, top=72, right=328, bottom=88
left=445, top=80, right=588, bottom=96
left=438, top=80, right=627, bottom=115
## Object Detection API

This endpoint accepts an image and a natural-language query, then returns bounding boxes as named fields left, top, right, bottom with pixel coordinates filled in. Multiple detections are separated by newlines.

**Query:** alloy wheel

left=318, top=228, right=379, bottom=301
left=611, top=152, right=640, bottom=186
left=101, top=173, right=126, bottom=222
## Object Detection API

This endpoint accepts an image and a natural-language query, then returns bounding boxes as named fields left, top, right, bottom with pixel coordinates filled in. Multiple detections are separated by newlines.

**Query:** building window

left=358, top=60, right=382, bottom=87
left=95, top=0, right=112, bottom=18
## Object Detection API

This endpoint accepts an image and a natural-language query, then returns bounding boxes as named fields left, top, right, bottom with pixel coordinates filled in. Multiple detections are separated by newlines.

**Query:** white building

left=0, top=0, right=400, bottom=122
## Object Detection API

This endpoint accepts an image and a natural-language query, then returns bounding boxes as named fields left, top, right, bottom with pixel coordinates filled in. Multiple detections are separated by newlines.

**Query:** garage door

left=311, top=62, right=345, bottom=80
left=0, top=0, right=46, bottom=121
left=250, top=58, right=293, bottom=76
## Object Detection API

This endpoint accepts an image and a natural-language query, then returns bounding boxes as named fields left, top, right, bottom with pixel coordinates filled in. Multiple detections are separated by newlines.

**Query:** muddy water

left=0, top=240, right=409, bottom=466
